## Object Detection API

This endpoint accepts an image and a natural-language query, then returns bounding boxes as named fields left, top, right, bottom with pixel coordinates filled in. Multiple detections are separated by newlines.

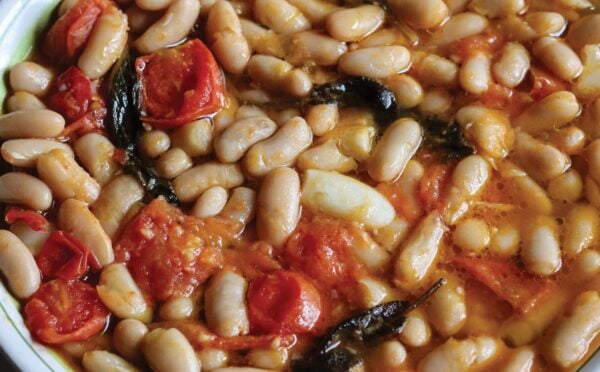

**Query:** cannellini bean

left=382, top=160, right=425, bottom=220
left=0, top=172, right=52, bottom=211
left=256, top=167, right=300, bottom=247
left=567, top=14, right=600, bottom=50
left=501, top=162, right=552, bottom=215
left=499, top=15, right=537, bottom=42
left=253, top=0, right=310, bottom=34
left=219, top=187, right=256, bottom=226
left=244, top=116, right=312, bottom=178
left=286, top=0, right=338, bottom=25
left=418, top=336, right=500, bottom=372
left=322, top=124, right=376, bottom=162
left=427, top=279, right=467, bottom=336
left=469, top=0, right=525, bottom=17
left=0, top=109, right=64, bottom=139
left=198, top=349, right=228, bottom=371
left=239, top=19, right=285, bottom=58
left=489, top=225, right=520, bottom=257
left=359, top=277, right=391, bottom=307
left=456, top=105, right=513, bottom=159
left=156, top=148, right=192, bottom=179
left=453, top=218, right=489, bottom=253
left=135, top=0, right=172, bottom=10
left=576, top=250, right=600, bottom=278
left=459, top=52, right=491, bottom=94
left=574, top=44, right=600, bottom=99
left=207, top=1, right=250, bottom=75
left=429, top=12, right=489, bottom=46
left=386, top=74, right=424, bottom=109
left=97, top=263, right=152, bottom=322
left=445, top=0, right=469, bottom=13
left=588, top=139, right=600, bottom=183
left=0, top=230, right=40, bottom=299
left=213, top=94, right=238, bottom=134
left=399, top=311, right=431, bottom=347
left=192, top=186, right=228, bottom=218
left=286, top=31, right=347, bottom=66
left=412, top=52, right=458, bottom=87
left=134, top=0, right=200, bottom=54
left=82, top=351, right=140, bottom=372
left=388, top=0, right=448, bottom=29
left=301, top=169, right=395, bottom=229
left=586, top=176, right=600, bottom=209
left=394, top=213, right=445, bottom=290
left=372, top=217, right=411, bottom=253
left=159, top=297, right=194, bottom=321
left=173, top=162, right=244, bottom=203
left=546, top=291, right=600, bottom=369
left=10, top=220, right=52, bottom=256
left=139, top=130, right=170, bottom=158
left=212, top=368, right=272, bottom=372
left=326, top=5, right=384, bottom=42
left=367, top=118, right=422, bottom=182
left=548, top=126, right=586, bottom=155
left=78, top=7, right=128, bottom=79
left=142, top=328, right=200, bottom=372
left=270, top=108, right=301, bottom=127
left=305, top=104, right=338, bottom=135
left=547, top=169, right=583, bottom=203
left=562, top=204, right=599, bottom=256
left=37, top=149, right=101, bottom=204
left=369, top=340, right=407, bottom=369
left=522, top=216, right=561, bottom=276
left=501, top=348, right=534, bottom=372
left=170, top=119, right=212, bottom=157
left=358, top=27, right=412, bottom=48
left=525, top=12, right=566, bottom=37
left=513, top=131, right=570, bottom=183
left=126, top=5, right=161, bottom=34
left=339, top=46, right=411, bottom=79
left=351, top=231, right=391, bottom=273
left=215, top=116, right=277, bottom=163
left=6, top=91, right=46, bottom=112
left=236, top=105, right=267, bottom=120
left=533, top=37, right=583, bottom=81
left=205, top=270, right=249, bottom=337
left=58, top=199, right=114, bottom=266
left=1, top=139, right=73, bottom=168
left=9, top=62, right=53, bottom=96
left=74, top=133, right=120, bottom=185
left=493, top=42, right=530, bottom=88
left=248, top=348, right=288, bottom=370
left=418, top=88, right=452, bottom=116
left=297, top=139, right=357, bottom=173
left=247, top=55, right=312, bottom=97
left=113, top=319, right=148, bottom=363
left=513, top=91, right=580, bottom=134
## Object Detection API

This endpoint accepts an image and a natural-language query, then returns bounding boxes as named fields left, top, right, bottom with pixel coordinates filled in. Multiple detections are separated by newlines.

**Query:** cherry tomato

left=4, top=207, right=49, bottom=232
left=48, top=66, right=94, bottom=121
left=36, top=231, right=101, bottom=280
left=24, top=279, right=109, bottom=345
left=45, top=0, right=108, bottom=64
left=418, top=164, right=451, bottom=212
left=136, top=39, right=225, bottom=127
left=114, top=198, right=238, bottom=301
left=247, top=270, right=321, bottom=334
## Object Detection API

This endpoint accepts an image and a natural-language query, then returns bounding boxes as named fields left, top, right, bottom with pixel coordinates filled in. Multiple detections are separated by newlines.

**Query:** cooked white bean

left=302, top=169, right=395, bottom=228
left=418, top=88, right=452, bottom=116
left=326, top=5, right=384, bottom=42
left=574, top=45, right=600, bottom=99
left=207, top=1, right=250, bottom=75
left=297, top=139, right=357, bottom=173
left=139, top=130, right=170, bottom=158
left=322, top=124, right=376, bottom=162
left=58, top=199, right=114, bottom=266
left=142, top=328, right=200, bottom=372
left=546, top=291, right=600, bottom=369
left=205, top=270, right=249, bottom=337
left=212, top=369, right=272, bottom=372
left=170, top=119, right=212, bottom=157
left=159, top=297, right=194, bottom=321
left=10, top=220, right=52, bottom=256
left=219, top=187, right=256, bottom=226
left=239, top=19, right=285, bottom=58
left=135, top=0, right=172, bottom=10
left=1, top=139, right=72, bottom=168
left=247, top=55, right=312, bottom=97
left=0, top=230, right=40, bottom=299
left=453, top=218, right=489, bottom=253
left=82, top=351, right=140, bottom=372
left=547, top=169, right=583, bottom=203
left=525, top=12, right=566, bottom=37
left=587, top=139, right=600, bottom=183
left=493, top=42, right=530, bottom=88
left=339, top=46, right=411, bottom=79
left=429, top=12, right=489, bottom=46
left=305, top=104, right=338, bottom=136
left=286, top=0, right=338, bottom=25
left=135, top=0, right=201, bottom=54
left=489, top=225, right=520, bottom=257
left=399, top=311, right=431, bottom=347
left=9, top=62, right=53, bottom=96
left=394, top=213, right=445, bottom=290
left=370, top=340, right=406, bottom=369
left=359, top=277, right=391, bottom=307
left=192, top=186, right=228, bottom=218
left=513, top=91, right=580, bottom=134
left=427, top=279, right=467, bottom=336
left=244, top=116, right=312, bottom=178
left=173, top=162, right=244, bottom=203
left=548, top=126, right=586, bottom=155
left=358, top=27, right=413, bottom=48
left=385, top=74, right=424, bottom=109
left=91, top=175, right=144, bottom=240
left=418, top=336, right=500, bottom=372
left=215, top=116, right=277, bottom=163
left=156, top=148, right=192, bottom=179
left=198, top=349, right=228, bottom=371
left=513, top=131, right=570, bottom=183
left=286, top=31, right=347, bottom=66
left=445, top=0, right=469, bottom=13
left=501, top=162, right=552, bottom=215
left=367, top=118, right=422, bottom=182
left=499, top=15, right=537, bottom=42
left=113, top=319, right=148, bottom=363
left=256, top=167, right=300, bottom=246
left=248, top=348, right=288, bottom=370
left=351, top=231, right=391, bottom=273
left=0, top=172, right=52, bottom=211
left=456, top=105, right=513, bottom=159
left=126, top=5, right=161, bottom=34
left=533, top=37, right=583, bottom=81
left=469, top=0, right=524, bottom=17
left=6, top=91, right=46, bottom=112
left=412, top=52, right=458, bottom=87
left=236, top=105, right=267, bottom=120
left=74, top=133, right=120, bottom=185
left=78, top=7, right=128, bottom=79
left=97, top=263, right=152, bottom=322
left=372, top=217, right=411, bottom=253
left=253, top=0, right=310, bottom=34
left=562, top=204, right=599, bottom=256
left=501, top=348, right=534, bottom=372
left=459, top=52, right=491, bottom=94
left=388, top=0, right=448, bottom=29
left=522, top=216, right=561, bottom=276
left=443, top=155, right=491, bottom=224
left=37, top=149, right=101, bottom=204
left=567, top=14, right=600, bottom=50
left=0, top=109, right=64, bottom=139
left=575, top=250, right=600, bottom=278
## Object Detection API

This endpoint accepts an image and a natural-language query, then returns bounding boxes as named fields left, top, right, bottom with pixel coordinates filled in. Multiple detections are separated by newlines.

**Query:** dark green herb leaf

left=420, top=117, right=475, bottom=160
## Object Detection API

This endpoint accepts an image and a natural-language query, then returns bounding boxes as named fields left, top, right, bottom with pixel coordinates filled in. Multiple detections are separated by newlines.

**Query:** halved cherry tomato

left=247, top=270, right=321, bottom=335
left=36, top=231, right=101, bottom=280
left=114, top=198, right=238, bottom=301
left=453, top=256, right=556, bottom=313
left=4, top=207, right=49, bottom=232
left=49, top=66, right=94, bottom=121
left=529, top=66, right=568, bottom=100
left=45, top=0, right=108, bottom=64
left=136, top=39, right=225, bottom=127
left=418, top=164, right=451, bottom=212
left=24, top=279, right=109, bottom=345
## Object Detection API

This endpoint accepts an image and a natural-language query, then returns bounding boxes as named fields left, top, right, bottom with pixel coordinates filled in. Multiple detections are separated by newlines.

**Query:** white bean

left=489, top=225, right=520, bottom=257
left=388, top=0, right=448, bottom=29
left=215, top=116, right=277, bottom=163
left=575, top=250, right=600, bottom=278
left=135, top=0, right=172, bottom=10
left=412, top=52, right=458, bottom=87
left=429, top=12, right=489, bottom=46
left=574, top=44, right=600, bottom=99
left=156, top=148, right=193, bottom=179
left=0, top=230, right=40, bottom=299
left=247, top=348, right=288, bottom=370
left=427, top=279, right=467, bottom=336
left=562, top=204, right=599, bottom=256
left=6, top=91, right=46, bottom=112
left=286, top=31, right=347, bottom=66
left=113, top=319, right=148, bottom=363
left=207, top=1, right=250, bottom=75
left=239, top=19, right=285, bottom=58
left=0, top=109, right=64, bottom=139
left=385, top=74, right=424, bottom=109
left=97, top=263, right=152, bottom=322
left=513, top=91, right=580, bottom=134
left=0, top=172, right=52, bottom=211
left=286, top=0, right=338, bottom=26
left=205, top=270, right=249, bottom=337
left=455, top=105, right=513, bottom=159
left=399, top=311, right=431, bottom=347
left=418, top=88, right=452, bottom=117
left=567, top=14, right=600, bottom=50
left=126, top=5, right=161, bottom=34
left=198, top=349, right=228, bottom=370
left=297, top=139, right=357, bottom=173
left=418, top=336, right=500, bottom=372
left=339, top=46, right=411, bottom=79
left=326, top=5, right=385, bottom=42
left=359, top=277, right=391, bottom=308
left=522, top=216, right=561, bottom=276
left=1, top=139, right=73, bottom=168
left=512, top=131, right=570, bottom=183
left=370, top=341, right=406, bottom=369
left=173, top=162, right=244, bottom=203
left=10, top=220, right=52, bottom=256
left=142, top=328, right=200, bottom=372
left=469, top=0, right=524, bottom=17
left=501, top=162, right=552, bottom=215
left=139, top=130, right=170, bottom=158
left=459, top=52, right=491, bottom=94
left=352, top=232, right=391, bottom=274
left=74, top=133, right=120, bottom=185
left=453, top=218, right=489, bottom=253
left=253, top=0, right=310, bottom=34
left=547, top=169, right=583, bottom=203
left=192, top=186, right=228, bottom=218
left=533, top=37, right=583, bottom=81
left=219, top=187, right=256, bottom=227
left=9, top=62, right=53, bottom=96
left=493, top=42, right=530, bottom=88
left=236, top=105, right=267, bottom=120
left=371, top=217, right=411, bottom=253
left=82, top=351, right=140, bottom=372
left=170, top=119, right=213, bottom=157
left=525, top=12, right=566, bottom=37
left=501, top=348, right=534, bottom=372
left=247, top=55, right=312, bottom=97
left=305, top=104, right=338, bottom=135
left=159, top=297, right=194, bottom=320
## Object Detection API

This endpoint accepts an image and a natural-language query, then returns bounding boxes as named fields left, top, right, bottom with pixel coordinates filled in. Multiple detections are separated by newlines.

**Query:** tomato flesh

left=418, top=164, right=451, bottom=212
left=4, top=207, right=49, bottom=232
left=136, top=39, right=225, bottom=127
left=36, top=231, right=101, bottom=280
left=24, top=279, right=109, bottom=345
left=248, top=270, right=321, bottom=334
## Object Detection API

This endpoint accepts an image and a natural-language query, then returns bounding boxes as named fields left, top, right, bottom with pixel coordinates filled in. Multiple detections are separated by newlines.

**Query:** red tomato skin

left=24, top=279, right=109, bottom=345
left=36, top=231, right=101, bottom=280
left=247, top=270, right=321, bottom=335
left=48, top=66, right=95, bottom=121
left=136, top=39, right=225, bottom=127
left=4, top=207, right=49, bottom=232
left=529, top=66, right=568, bottom=100
left=418, top=164, right=451, bottom=212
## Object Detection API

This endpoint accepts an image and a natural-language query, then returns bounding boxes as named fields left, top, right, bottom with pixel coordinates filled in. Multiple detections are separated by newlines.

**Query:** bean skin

left=0, top=230, right=41, bottom=299
left=0, top=172, right=53, bottom=211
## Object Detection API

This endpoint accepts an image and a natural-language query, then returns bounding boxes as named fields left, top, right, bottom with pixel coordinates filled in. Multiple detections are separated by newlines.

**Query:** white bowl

left=0, top=1, right=598, bottom=371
